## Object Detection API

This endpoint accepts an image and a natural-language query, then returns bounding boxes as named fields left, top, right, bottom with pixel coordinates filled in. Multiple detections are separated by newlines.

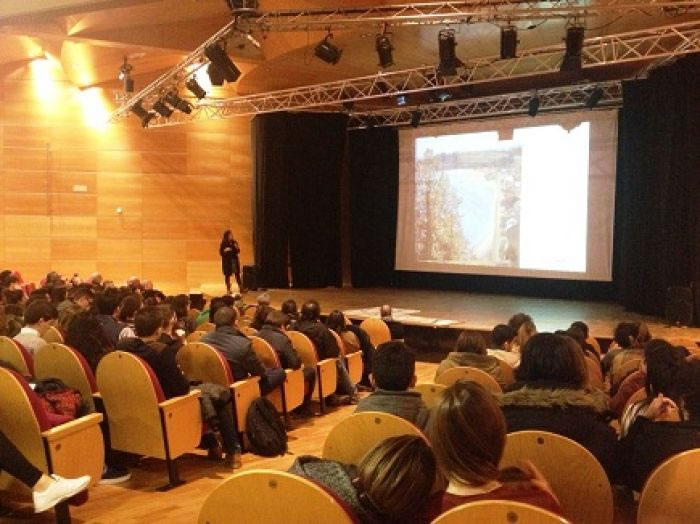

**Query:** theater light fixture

left=586, top=86, right=604, bottom=109
left=208, top=63, right=225, bottom=86
left=410, top=110, right=421, bottom=128
left=500, top=26, right=518, bottom=59
left=165, top=92, right=193, bottom=114
left=315, top=33, right=342, bottom=65
left=225, top=0, right=258, bottom=12
left=528, top=94, right=540, bottom=117
left=130, top=100, right=156, bottom=127
left=438, top=29, right=461, bottom=77
left=152, top=99, right=174, bottom=118
left=186, top=77, right=207, bottom=99
left=561, top=25, right=585, bottom=72
left=204, top=42, right=241, bottom=83
left=376, top=33, right=394, bottom=69
left=118, top=57, right=134, bottom=93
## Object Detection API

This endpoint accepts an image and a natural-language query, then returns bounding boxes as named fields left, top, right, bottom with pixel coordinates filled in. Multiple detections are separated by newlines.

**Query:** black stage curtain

left=253, top=113, right=347, bottom=289
left=616, top=55, right=700, bottom=316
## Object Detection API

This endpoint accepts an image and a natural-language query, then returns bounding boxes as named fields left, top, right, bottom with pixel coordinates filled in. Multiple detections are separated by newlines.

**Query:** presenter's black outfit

left=220, top=238, right=242, bottom=293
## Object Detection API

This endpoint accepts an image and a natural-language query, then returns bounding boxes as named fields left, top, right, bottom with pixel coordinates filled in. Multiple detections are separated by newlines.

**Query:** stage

left=242, top=287, right=700, bottom=358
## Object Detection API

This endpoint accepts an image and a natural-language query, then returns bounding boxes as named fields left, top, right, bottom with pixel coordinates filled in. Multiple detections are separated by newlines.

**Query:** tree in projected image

left=415, top=149, right=472, bottom=263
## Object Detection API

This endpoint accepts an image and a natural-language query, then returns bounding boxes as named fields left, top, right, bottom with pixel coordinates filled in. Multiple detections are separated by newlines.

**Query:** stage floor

left=250, top=286, right=700, bottom=343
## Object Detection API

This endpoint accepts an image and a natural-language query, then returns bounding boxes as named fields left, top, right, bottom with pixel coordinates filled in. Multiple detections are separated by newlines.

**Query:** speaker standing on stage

left=220, top=230, right=244, bottom=294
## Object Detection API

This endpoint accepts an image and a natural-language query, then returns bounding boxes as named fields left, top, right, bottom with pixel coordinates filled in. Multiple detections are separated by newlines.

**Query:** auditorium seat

left=586, top=337, right=602, bottom=357
left=239, top=326, right=258, bottom=337
left=411, top=383, right=447, bottom=409
left=198, top=470, right=357, bottom=524
left=41, top=326, right=64, bottom=344
left=584, top=356, right=604, bottom=390
left=611, top=358, right=642, bottom=390
left=637, top=448, right=700, bottom=524
left=434, top=366, right=503, bottom=394
left=432, top=500, right=569, bottom=524
left=622, top=387, right=647, bottom=416
left=176, top=342, right=260, bottom=437
left=0, top=367, right=103, bottom=520
left=186, top=330, right=206, bottom=343
left=0, top=336, right=34, bottom=376
left=322, top=411, right=426, bottom=466
left=359, top=317, right=391, bottom=347
left=34, top=343, right=99, bottom=413
left=196, top=322, right=215, bottom=333
left=96, top=351, right=202, bottom=488
left=329, top=329, right=363, bottom=386
left=498, top=359, right=515, bottom=386
left=286, top=331, right=337, bottom=413
left=500, top=431, right=613, bottom=524
left=250, top=336, right=304, bottom=426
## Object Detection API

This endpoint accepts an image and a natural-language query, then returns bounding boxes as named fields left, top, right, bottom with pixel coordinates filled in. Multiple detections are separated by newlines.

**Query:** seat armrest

left=159, top=389, right=201, bottom=412
left=42, top=413, right=104, bottom=441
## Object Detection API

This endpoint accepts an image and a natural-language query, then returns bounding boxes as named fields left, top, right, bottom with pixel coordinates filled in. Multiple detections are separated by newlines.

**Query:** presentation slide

left=396, top=110, right=618, bottom=281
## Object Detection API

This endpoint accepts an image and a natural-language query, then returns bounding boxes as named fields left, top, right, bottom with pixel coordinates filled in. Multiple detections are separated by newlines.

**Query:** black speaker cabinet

left=665, top=286, right=694, bottom=326
left=242, top=265, right=258, bottom=291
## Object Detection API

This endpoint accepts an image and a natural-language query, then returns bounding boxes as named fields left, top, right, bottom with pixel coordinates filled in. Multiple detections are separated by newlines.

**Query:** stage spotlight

left=528, top=95, right=540, bottom=117
left=500, top=26, right=518, bottom=59
left=226, top=0, right=258, bottom=12
left=561, top=25, right=585, bottom=72
left=165, top=92, right=193, bottom=114
left=395, top=94, right=408, bottom=106
left=376, top=34, right=394, bottom=69
left=208, top=63, right=225, bottom=86
left=410, top=110, right=421, bottom=128
left=153, top=100, right=174, bottom=118
left=438, top=29, right=460, bottom=76
left=204, top=42, right=241, bottom=83
left=315, top=34, right=342, bottom=65
left=118, top=57, right=134, bottom=93
left=186, top=77, right=207, bottom=99
left=586, top=86, right=604, bottom=109
left=130, top=100, right=156, bottom=128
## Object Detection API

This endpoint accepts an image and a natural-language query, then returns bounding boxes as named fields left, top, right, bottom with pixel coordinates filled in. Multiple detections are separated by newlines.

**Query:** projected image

left=415, top=135, right=522, bottom=267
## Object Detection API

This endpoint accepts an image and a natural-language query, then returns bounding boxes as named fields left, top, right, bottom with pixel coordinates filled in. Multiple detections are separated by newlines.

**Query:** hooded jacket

left=435, top=352, right=506, bottom=387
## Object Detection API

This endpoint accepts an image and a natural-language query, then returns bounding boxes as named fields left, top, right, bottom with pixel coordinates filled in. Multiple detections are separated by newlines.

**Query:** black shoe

left=99, top=465, right=131, bottom=485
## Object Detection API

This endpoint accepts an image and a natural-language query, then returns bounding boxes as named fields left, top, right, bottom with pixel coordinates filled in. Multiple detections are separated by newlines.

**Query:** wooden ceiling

left=0, top=0, right=697, bottom=105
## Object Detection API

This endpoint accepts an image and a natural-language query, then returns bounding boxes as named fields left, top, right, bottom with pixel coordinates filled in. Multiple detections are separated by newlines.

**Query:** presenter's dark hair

left=222, top=230, right=232, bottom=242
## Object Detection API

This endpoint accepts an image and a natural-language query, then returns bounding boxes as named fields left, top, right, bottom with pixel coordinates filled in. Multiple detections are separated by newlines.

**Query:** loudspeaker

left=242, top=265, right=258, bottom=291
left=665, top=286, right=694, bottom=326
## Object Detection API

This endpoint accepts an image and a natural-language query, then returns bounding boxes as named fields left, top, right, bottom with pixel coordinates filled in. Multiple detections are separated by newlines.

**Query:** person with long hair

left=219, top=230, right=243, bottom=295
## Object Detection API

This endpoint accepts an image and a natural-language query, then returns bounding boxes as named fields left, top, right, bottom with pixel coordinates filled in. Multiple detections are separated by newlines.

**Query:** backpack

left=246, top=397, right=287, bottom=457
left=34, top=378, right=88, bottom=421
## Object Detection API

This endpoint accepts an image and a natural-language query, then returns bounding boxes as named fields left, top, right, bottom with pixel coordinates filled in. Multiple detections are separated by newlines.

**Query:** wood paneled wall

left=0, top=58, right=252, bottom=294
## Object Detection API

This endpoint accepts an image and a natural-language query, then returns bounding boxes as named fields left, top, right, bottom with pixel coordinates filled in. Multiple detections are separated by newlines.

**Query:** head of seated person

left=208, top=297, right=227, bottom=323
left=491, top=324, right=517, bottom=351
left=72, top=287, right=94, bottom=312
left=213, top=306, right=238, bottom=330
left=613, top=321, right=641, bottom=349
left=281, top=299, right=298, bottom=319
left=65, top=311, right=109, bottom=373
left=371, top=341, right=416, bottom=391
left=171, top=294, right=190, bottom=320
left=325, top=310, right=346, bottom=334
left=644, top=339, right=689, bottom=398
left=134, top=306, right=163, bottom=341
left=455, top=332, right=487, bottom=355
left=118, top=294, right=141, bottom=324
left=263, top=310, right=287, bottom=331
left=515, top=333, right=588, bottom=389
left=507, top=312, right=533, bottom=332
left=570, top=320, right=590, bottom=339
left=300, top=300, right=321, bottom=323
left=515, top=320, right=537, bottom=350
left=23, top=299, right=57, bottom=336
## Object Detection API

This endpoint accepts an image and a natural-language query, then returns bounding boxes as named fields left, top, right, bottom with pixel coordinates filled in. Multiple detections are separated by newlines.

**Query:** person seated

left=257, top=310, right=316, bottom=414
left=14, top=299, right=55, bottom=355
left=0, top=429, right=91, bottom=514
left=355, top=341, right=429, bottom=429
left=65, top=312, right=110, bottom=375
left=290, top=435, right=436, bottom=524
left=117, top=294, right=141, bottom=340
left=117, top=307, right=242, bottom=468
left=68, top=287, right=94, bottom=313
left=602, top=321, right=648, bottom=377
left=418, top=381, right=561, bottom=522
left=326, top=310, right=374, bottom=387
left=55, top=304, right=81, bottom=339
left=200, top=306, right=285, bottom=395
left=281, top=299, right=299, bottom=330
left=95, top=290, right=125, bottom=348
left=507, top=312, right=533, bottom=332
left=379, top=304, right=404, bottom=340
left=436, top=332, right=506, bottom=387
left=514, top=319, right=536, bottom=353
left=249, top=293, right=272, bottom=331
left=498, top=333, right=619, bottom=482
left=487, top=324, right=520, bottom=368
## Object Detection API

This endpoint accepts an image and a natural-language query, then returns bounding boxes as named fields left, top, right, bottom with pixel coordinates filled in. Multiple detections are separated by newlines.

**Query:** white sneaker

left=33, top=474, right=91, bottom=513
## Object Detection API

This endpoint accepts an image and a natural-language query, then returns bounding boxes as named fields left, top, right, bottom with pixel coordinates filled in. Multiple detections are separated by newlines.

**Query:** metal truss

left=347, top=81, right=622, bottom=129
left=130, top=20, right=700, bottom=128
left=243, top=0, right=700, bottom=33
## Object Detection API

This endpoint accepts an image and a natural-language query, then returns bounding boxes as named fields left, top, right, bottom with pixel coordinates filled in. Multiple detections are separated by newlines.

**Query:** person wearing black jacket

left=325, top=310, right=374, bottom=387
left=219, top=230, right=243, bottom=295
left=116, top=307, right=241, bottom=468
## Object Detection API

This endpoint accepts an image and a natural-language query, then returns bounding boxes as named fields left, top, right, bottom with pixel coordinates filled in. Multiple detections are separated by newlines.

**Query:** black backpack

left=246, top=397, right=287, bottom=457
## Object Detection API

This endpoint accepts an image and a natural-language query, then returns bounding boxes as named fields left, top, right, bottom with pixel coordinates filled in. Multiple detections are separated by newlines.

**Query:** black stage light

left=500, top=26, right=518, bottom=59
left=561, top=25, right=585, bottom=72
left=153, top=100, right=174, bottom=118
left=165, top=92, right=193, bottom=114
left=226, top=0, right=258, bottom=12
left=119, top=58, right=134, bottom=93
left=186, top=77, right=207, bottom=99
left=438, top=29, right=460, bottom=76
left=586, top=86, right=604, bottom=109
left=208, top=62, right=225, bottom=86
left=131, top=100, right=156, bottom=128
left=528, top=95, right=540, bottom=117
left=204, top=43, right=241, bottom=83
left=410, top=110, right=421, bottom=128
left=315, top=34, right=342, bottom=65
left=376, top=34, right=394, bottom=69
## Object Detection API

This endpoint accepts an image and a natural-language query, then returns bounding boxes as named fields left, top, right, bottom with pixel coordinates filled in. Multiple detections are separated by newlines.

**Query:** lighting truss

left=347, top=81, right=622, bottom=129
left=243, top=0, right=700, bottom=33
left=124, top=20, right=700, bottom=127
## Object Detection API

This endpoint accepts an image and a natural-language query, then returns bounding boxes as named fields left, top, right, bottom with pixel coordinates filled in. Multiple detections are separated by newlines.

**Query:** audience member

left=507, top=313, right=533, bottom=332
left=281, top=299, right=299, bottom=330
left=326, top=310, right=374, bottom=386
left=95, top=291, right=125, bottom=348
left=117, top=294, right=141, bottom=340
left=487, top=324, right=520, bottom=368
left=207, top=296, right=227, bottom=324
left=55, top=304, right=82, bottom=337
left=250, top=303, right=272, bottom=331
left=514, top=319, right=537, bottom=352
left=602, top=322, right=647, bottom=376
left=419, top=381, right=561, bottom=522
left=65, top=312, right=110, bottom=374
left=379, top=304, right=404, bottom=340
left=355, top=341, right=429, bottom=429
left=435, top=331, right=506, bottom=387
left=171, top=294, right=196, bottom=335
left=14, top=299, right=55, bottom=355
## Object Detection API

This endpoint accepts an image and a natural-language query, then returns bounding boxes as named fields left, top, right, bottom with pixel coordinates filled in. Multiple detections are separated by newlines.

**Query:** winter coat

left=435, top=352, right=506, bottom=387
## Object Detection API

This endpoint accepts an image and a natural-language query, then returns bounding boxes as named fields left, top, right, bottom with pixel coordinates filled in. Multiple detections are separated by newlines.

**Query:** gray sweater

left=354, top=389, right=429, bottom=429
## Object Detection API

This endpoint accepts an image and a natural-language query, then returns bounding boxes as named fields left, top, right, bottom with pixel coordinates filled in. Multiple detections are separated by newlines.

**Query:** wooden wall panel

left=1, top=63, right=253, bottom=292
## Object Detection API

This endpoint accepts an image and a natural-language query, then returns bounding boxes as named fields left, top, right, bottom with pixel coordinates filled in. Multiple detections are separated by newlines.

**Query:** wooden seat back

left=433, top=500, right=569, bottom=524
left=329, top=329, right=363, bottom=385
left=286, top=331, right=319, bottom=367
left=435, top=366, right=503, bottom=394
left=0, top=336, right=34, bottom=376
left=250, top=336, right=304, bottom=417
left=359, top=317, right=391, bottom=347
left=611, top=358, right=642, bottom=388
left=322, top=411, right=425, bottom=466
left=199, top=470, right=355, bottom=524
left=412, top=383, right=447, bottom=410
left=34, top=343, right=98, bottom=412
left=500, top=431, right=613, bottom=524
left=637, top=449, right=700, bottom=524
left=177, top=342, right=232, bottom=386
left=498, top=359, right=515, bottom=386
left=196, top=322, right=216, bottom=333
left=622, top=387, right=647, bottom=415
left=42, top=325, right=64, bottom=344
left=240, top=326, right=258, bottom=337
left=250, top=336, right=282, bottom=368
left=584, top=356, right=604, bottom=390
left=586, top=337, right=602, bottom=357
left=287, top=330, right=337, bottom=405
left=186, top=330, right=206, bottom=343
